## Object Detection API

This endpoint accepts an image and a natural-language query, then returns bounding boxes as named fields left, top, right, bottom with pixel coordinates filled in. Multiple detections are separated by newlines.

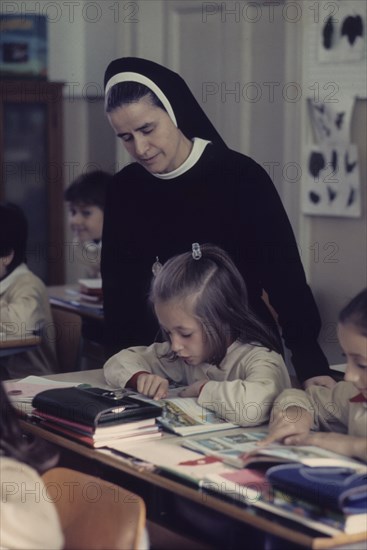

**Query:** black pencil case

left=32, top=386, right=162, bottom=427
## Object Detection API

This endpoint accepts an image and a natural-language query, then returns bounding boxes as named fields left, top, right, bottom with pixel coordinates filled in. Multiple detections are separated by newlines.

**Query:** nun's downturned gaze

left=101, top=57, right=334, bottom=389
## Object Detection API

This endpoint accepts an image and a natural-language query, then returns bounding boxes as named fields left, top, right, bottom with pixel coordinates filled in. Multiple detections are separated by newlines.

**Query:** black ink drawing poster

left=308, top=98, right=354, bottom=144
left=302, top=144, right=361, bottom=217
left=318, top=0, right=366, bottom=63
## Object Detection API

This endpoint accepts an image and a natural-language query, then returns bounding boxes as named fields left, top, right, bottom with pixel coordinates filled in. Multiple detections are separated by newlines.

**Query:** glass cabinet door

left=3, top=102, right=49, bottom=280
left=0, top=81, right=64, bottom=285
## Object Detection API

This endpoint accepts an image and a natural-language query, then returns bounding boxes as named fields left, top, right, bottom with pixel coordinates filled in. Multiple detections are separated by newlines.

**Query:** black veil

left=104, top=57, right=227, bottom=148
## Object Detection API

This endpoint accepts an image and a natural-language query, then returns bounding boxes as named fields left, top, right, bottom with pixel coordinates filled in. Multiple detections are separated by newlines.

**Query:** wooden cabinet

left=0, top=80, right=65, bottom=284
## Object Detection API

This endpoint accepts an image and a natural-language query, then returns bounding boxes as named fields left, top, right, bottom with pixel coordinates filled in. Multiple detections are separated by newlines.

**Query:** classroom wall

left=307, top=99, right=367, bottom=365
left=41, top=0, right=366, bottom=365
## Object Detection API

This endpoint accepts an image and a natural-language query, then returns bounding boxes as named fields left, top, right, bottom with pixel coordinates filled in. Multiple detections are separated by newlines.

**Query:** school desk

left=47, top=285, right=104, bottom=321
left=19, top=369, right=367, bottom=550
left=0, top=333, right=41, bottom=357
left=48, top=285, right=105, bottom=370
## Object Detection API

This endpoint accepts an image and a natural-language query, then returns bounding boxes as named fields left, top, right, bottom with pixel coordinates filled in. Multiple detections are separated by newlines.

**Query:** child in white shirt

left=64, top=170, right=112, bottom=279
left=0, top=203, right=57, bottom=379
left=261, top=288, right=367, bottom=462
left=104, top=243, right=291, bottom=427
left=0, top=381, right=64, bottom=549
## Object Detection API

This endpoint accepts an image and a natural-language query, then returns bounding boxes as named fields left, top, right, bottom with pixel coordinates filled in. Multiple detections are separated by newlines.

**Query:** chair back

left=51, top=307, right=82, bottom=372
left=42, top=467, right=146, bottom=550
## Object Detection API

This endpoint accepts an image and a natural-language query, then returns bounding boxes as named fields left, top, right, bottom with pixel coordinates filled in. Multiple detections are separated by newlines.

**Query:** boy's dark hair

left=64, top=171, right=112, bottom=210
left=339, top=288, right=367, bottom=337
left=149, top=243, right=281, bottom=365
left=105, top=81, right=166, bottom=113
left=0, top=202, right=28, bottom=273
left=0, top=382, right=58, bottom=473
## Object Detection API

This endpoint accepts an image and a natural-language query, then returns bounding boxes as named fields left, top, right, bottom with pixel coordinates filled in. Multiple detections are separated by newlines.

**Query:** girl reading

left=261, top=288, right=367, bottom=462
left=104, top=243, right=291, bottom=427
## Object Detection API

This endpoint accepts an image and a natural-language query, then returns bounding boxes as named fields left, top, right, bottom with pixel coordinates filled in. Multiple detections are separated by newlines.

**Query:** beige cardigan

left=0, top=456, right=64, bottom=550
left=273, top=381, right=367, bottom=438
left=104, top=340, right=291, bottom=427
left=0, top=264, right=58, bottom=378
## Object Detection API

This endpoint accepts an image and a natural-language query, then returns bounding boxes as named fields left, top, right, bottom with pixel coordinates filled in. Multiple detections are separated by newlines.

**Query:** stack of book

left=31, top=386, right=163, bottom=448
left=78, top=278, right=103, bottom=304
left=203, top=462, right=367, bottom=536
left=181, top=432, right=367, bottom=536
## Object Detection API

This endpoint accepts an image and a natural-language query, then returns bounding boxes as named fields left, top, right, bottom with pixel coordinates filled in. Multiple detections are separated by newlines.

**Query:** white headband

left=104, top=71, right=177, bottom=126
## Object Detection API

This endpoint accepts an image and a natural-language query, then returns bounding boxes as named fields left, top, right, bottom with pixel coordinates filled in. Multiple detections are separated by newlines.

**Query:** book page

left=106, top=435, right=229, bottom=483
left=4, top=376, right=79, bottom=415
left=131, top=391, right=236, bottom=435
left=183, top=432, right=367, bottom=472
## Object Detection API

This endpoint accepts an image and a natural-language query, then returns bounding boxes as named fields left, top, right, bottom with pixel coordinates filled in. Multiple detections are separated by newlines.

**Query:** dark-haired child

left=64, top=170, right=112, bottom=279
left=0, top=203, right=57, bottom=379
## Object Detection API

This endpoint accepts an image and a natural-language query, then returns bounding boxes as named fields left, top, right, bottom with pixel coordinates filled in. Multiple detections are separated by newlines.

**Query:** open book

left=182, top=431, right=367, bottom=472
left=131, top=388, right=238, bottom=436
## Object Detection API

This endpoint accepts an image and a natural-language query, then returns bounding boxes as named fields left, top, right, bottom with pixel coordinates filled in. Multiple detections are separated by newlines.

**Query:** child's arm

left=304, top=432, right=367, bottom=462
left=303, top=375, right=337, bottom=389
left=103, top=342, right=179, bottom=393
left=260, top=404, right=313, bottom=446
left=196, top=346, right=291, bottom=426
left=0, top=284, right=42, bottom=334
left=261, top=383, right=365, bottom=457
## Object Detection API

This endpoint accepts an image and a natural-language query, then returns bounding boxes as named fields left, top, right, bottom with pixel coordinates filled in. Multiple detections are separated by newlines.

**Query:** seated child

left=261, top=288, right=367, bottom=462
left=0, top=203, right=58, bottom=380
left=64, top=170, right=112, bottom=279
left=104, top=243, right=291, bottom=427
left=0, top=381, right=64, bottom=549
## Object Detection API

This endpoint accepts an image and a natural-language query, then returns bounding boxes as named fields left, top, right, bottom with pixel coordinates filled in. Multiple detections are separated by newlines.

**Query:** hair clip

left=192, top=243, right=202, bottom=260
left=152, top=256, right=162, bottom=276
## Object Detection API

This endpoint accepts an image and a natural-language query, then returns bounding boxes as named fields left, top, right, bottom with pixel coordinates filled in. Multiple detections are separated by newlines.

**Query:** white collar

left=0, top=263, right=30, bottom=295
left=152, top=138, right=211, bottom=180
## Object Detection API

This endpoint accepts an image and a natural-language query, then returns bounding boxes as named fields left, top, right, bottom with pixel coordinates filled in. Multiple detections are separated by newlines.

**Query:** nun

left=102, top=57, right=334, bottom=389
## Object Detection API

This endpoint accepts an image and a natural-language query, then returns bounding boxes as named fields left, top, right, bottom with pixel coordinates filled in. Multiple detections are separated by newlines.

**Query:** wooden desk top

left=47, top=285, right=104, bottom=320
left=0, top=334, right=41, bottom=356
left=18, top=369, right=367, bottom=549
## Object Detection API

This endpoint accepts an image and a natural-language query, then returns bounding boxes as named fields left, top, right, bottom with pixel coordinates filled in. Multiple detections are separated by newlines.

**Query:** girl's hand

left=304, top=432, right=367, bottom=461
left=259, top=406, right=313, bottom=447
left=179, top=380, right=207, bottom=398
left=136, top=373, right=169, bottom=400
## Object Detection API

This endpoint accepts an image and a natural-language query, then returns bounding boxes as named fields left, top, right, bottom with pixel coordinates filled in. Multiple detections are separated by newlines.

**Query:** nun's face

left=107, top=96, right=192, bottom=174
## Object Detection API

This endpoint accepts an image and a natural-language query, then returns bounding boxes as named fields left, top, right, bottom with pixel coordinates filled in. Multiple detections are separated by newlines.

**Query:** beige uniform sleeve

left=103, top=342, right=183, bottom=388
left=0, top=279, right=45, bottom=335
left=0, top=457, right=64, bottom=550
left=273, top=382, right=354, bottom=432
left=197, top=347, right=291, bottom=427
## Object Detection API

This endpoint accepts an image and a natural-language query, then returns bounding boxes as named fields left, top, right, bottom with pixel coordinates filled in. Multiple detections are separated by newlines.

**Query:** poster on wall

left=318, top=0, right=366, bottom=63
left=302, top=144, right=361, bottom=217
left=308, top=98, right=354, bottom=144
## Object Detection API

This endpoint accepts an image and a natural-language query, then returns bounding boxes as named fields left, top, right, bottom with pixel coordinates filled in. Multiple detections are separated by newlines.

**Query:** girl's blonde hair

left=149, top=243, right=281, bottom=365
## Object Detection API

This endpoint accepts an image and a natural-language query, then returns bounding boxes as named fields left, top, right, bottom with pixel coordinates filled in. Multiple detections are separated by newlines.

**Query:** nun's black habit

left=102, top=57, right=330, bottom=383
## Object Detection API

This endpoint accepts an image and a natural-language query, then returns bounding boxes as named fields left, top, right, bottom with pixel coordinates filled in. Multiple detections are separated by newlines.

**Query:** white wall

left=25, top=0, right=366, bottom=364
left=35, top=0, right=118, bottom=281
